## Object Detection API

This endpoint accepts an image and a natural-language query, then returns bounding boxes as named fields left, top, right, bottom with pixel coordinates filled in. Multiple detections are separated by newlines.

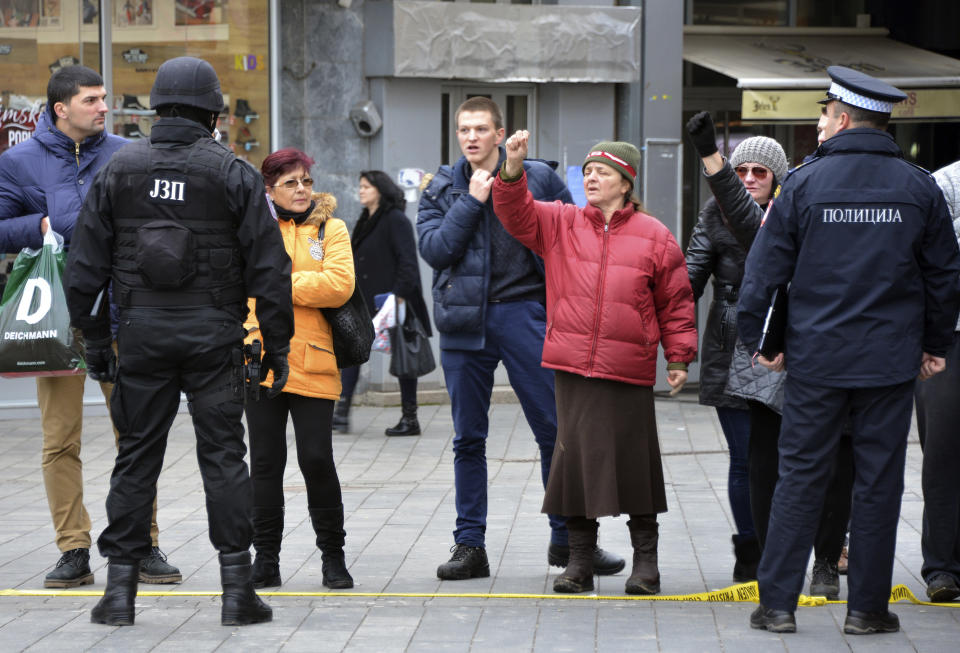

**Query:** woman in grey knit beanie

left=684, top=115, right=792, bottom=586
left=729, top=136, right=789, bottom=203
left=684, top=111, right=853, bottom=602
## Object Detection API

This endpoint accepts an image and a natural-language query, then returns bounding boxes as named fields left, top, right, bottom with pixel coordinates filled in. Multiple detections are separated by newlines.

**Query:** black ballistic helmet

left=150, top=56, right=224, bottom=112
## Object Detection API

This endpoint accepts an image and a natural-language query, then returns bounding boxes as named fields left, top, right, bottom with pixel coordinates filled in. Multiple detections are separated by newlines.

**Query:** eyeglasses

left=272, top=177, right=314, bottom=190
left=734, top=166, right=769, bottom=181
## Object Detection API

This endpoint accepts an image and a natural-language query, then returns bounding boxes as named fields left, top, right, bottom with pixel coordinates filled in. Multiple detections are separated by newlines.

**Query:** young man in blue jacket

left=417, top=97, right=624, bottom=580
left=0, top=65, right=181, bottom=588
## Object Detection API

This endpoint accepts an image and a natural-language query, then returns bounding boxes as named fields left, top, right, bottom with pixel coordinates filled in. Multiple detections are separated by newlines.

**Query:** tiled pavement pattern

left=1, top=394, right=959, bottom=651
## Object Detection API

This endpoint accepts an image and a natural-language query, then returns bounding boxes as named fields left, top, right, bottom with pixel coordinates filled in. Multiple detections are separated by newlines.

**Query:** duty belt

left=114, top=282, right=246, bottom=308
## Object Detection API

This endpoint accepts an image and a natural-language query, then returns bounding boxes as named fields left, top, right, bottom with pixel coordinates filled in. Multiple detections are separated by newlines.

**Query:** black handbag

left=388, top=311, right=436, bottom=379
left=318, top=221, right=375, bottom=369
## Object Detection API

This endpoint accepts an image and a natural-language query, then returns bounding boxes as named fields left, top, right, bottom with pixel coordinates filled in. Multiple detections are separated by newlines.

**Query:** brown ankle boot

left=553, top=517, right=597, bottom=593
left=625, top=516, right=660, bottom=595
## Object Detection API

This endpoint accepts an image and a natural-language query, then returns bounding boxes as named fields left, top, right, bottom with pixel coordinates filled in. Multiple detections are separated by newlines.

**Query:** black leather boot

left=333, top=396, right=352, bottom=433
left=553, top=518, right=597, bottom=593
left=385, top=402, right=420, bottom=436
left=625, top=516, right=661, bottom=595
left=732, top=534, right=761, bottom=582
left=220, top=551, right=272, bottom=626
left=90, top=561, right=139, bottom=626
left=251, top=506, right=283, bottom=588
left=310, top=506, right=354, bottom=589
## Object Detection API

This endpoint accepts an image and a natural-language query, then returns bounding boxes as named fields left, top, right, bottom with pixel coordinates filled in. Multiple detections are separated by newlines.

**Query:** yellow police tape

left=0, top=582, right=957, bottom=606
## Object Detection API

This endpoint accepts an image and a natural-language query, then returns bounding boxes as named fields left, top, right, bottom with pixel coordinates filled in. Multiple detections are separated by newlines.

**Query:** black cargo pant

left=97, top=307, right=251, bottom=562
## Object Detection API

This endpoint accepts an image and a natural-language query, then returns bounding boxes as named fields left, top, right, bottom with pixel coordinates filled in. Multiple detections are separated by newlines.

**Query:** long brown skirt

left=541, top=370, right=667, bottom=519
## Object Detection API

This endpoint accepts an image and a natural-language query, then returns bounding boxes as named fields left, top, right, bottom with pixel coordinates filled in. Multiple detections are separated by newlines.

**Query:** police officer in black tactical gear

left=739, top=66, right=960, bottom=636
left=64, top=56, right=295, bottom=628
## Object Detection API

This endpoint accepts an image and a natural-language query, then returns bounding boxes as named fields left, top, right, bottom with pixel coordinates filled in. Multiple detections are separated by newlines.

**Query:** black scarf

left=352, top=205, right=383, bottom=247
left=274, top=200, right=316, bottom=224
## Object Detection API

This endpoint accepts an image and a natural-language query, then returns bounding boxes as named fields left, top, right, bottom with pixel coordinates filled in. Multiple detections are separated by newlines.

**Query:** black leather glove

left=85, top=336, right=117, bottom=382
left=686, top=110, right=719, bottom=158
left=259, top=347, right=290, bottom=398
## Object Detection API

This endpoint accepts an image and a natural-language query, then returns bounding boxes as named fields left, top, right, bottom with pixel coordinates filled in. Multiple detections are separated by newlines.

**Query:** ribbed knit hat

left=729, top=136, right=788, bottom=186
left=583, top=141, right=641, bottom=188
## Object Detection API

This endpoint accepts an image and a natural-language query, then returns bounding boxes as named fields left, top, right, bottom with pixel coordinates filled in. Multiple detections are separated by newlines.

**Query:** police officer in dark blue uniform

left=64, top=57, right=295, bottom=627
left=738, top=66, right=960, bottom=635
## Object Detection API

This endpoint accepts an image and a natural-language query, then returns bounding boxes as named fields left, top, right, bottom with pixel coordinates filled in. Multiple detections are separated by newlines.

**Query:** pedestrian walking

left=335, top=170, right=432, bottom=437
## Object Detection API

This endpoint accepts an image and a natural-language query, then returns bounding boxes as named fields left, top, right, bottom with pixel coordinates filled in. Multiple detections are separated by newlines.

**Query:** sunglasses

left=734, top=166, right=769, bottom=181
left=273, top=177, right=314, bottom=190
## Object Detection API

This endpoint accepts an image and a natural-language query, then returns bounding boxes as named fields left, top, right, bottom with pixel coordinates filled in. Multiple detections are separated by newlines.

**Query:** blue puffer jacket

left=0, top=106, right=127, bottom=253
left=417, top=148, right=572, bottom=350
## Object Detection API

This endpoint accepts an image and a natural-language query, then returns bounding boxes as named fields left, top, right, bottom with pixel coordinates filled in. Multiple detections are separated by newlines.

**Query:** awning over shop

left=684, top=26, right=960, bottom=121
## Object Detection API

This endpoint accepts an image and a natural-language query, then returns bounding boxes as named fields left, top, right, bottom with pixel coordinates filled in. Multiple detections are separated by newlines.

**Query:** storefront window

left=0, top=0, right=272, bottom=167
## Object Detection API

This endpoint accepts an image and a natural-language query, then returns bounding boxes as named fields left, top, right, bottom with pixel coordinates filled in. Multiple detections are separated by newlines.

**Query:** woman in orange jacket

left=245, top=148, right=355, bottom=590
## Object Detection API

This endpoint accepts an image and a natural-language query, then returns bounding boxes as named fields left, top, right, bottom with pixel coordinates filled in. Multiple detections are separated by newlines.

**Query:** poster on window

left=0, top=95, right=43, bottom=156
left=82, top=0, right=97, bottom=25
left=1, top=0, right=39, bottom=27
left=39, top=0, right=59, bottom=27
left=117, top=0, right=152, bottom=27
left=175, top=0, right=224, bottom=26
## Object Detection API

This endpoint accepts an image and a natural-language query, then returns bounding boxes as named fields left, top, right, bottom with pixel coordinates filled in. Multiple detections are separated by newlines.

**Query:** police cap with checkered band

left=817, top=65, right=908, bottom=114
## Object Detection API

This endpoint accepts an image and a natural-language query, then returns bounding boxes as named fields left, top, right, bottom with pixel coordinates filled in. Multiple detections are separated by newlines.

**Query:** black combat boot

left=45, top=548, right=94, bottom=588
left=332, top=396, right=352, bottom=433
left=625, top=516, right=661, bottom=595
left=139, top=546, right=182, bottom=584
left=732, top=534, right=761, bottom=583
left=553, top=518, right=597, bottom=593
left=810, top=558, right=841, bottom=600
left=309, top=506, right=354, bottom=589
left=251, top=506, right=283, bottom=588
left=219, top=551, right=273, bottom=626
left=90, top=561, right=138, bottom=626
left=385, top=402, right=420, bottom=436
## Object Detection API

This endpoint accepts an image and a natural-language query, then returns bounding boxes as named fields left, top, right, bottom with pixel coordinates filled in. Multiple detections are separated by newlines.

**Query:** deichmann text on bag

left=0, top=229, right=85, bottom=377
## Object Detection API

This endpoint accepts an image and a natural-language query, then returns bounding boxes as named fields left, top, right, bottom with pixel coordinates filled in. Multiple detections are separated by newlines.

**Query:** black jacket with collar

left=352, top=203, right=431, bottom=336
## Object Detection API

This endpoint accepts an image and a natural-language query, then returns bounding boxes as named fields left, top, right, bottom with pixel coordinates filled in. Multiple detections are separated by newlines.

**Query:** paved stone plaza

left=1, top=394, right=958, bottom=651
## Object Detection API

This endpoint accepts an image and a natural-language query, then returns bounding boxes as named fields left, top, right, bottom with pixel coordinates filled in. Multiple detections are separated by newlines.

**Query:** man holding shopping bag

left=0, top=65, right=181, bottom=587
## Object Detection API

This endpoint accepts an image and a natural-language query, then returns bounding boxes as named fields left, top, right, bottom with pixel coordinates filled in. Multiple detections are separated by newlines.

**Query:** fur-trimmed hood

left=303, top=191, right=338, bottom=227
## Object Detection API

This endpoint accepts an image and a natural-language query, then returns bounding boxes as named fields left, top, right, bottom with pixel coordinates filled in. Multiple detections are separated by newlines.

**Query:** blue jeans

left=715, top=406, right=755, bottom=539
left=440, top=301, right=566, bottom=548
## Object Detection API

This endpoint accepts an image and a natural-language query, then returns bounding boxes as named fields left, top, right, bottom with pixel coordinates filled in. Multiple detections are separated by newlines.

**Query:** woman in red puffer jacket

left=491, top=133, right=697, bottom=597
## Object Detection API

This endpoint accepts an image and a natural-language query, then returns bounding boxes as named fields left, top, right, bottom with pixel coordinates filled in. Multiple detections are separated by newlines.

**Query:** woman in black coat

left=685, top=131, right=788, bottom=584
left=334, top=170, right=432, bottom=436
left=686, top=112, right=854, bottom=602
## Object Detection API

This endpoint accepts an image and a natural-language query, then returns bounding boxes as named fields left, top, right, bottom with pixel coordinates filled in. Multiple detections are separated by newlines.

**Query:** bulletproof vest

left=108, top=137, right=246, bottom=309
